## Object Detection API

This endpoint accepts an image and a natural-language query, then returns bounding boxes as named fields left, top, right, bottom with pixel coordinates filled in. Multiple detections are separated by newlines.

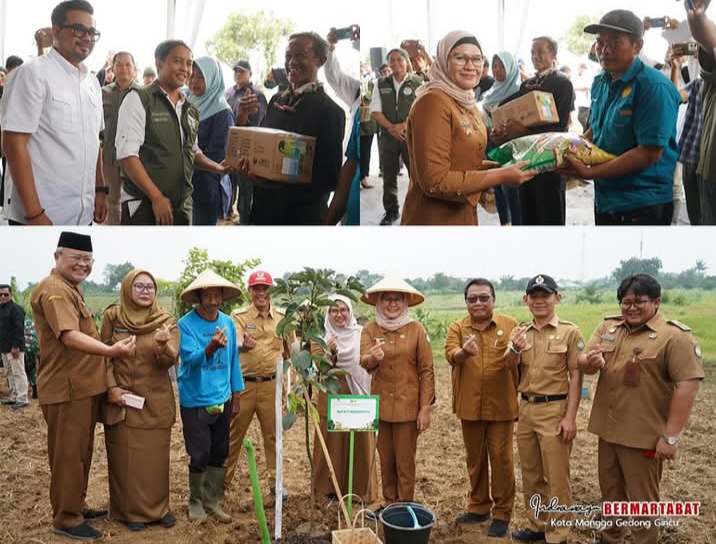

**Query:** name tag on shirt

left=151, top=112, right=172, bottom=123
left=244, top=324, right=257, bottom=330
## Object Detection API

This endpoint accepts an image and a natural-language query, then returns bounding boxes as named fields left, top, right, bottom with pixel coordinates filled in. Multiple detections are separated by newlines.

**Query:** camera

left=333, top=25, right=359, bottom=41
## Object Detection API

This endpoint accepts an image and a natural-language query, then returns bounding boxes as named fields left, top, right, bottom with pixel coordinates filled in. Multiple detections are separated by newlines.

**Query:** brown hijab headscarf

left=114, top=269, right=173, bottom=335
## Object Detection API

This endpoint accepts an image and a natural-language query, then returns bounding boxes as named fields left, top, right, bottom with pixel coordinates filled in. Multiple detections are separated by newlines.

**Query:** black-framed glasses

left=133, top=283, right=156, bottom=293
left=619, top=298, right=651, bottom=309
left=467, top=295, right=492, bottom=303
left=60, top=23, right=101, bottom=42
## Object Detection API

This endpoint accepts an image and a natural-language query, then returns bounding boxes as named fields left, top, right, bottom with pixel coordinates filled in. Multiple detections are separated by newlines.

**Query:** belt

left=244, top=374, right=277, bottom=383
left=521, top=393, right=568, bottom=404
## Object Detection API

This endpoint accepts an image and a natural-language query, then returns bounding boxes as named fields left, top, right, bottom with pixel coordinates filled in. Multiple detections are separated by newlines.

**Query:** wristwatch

left=661, top=434, right=679, bottom=446
left=95, top=186, right=110, bottom=195
left=508, top=342, right=521, bottom=355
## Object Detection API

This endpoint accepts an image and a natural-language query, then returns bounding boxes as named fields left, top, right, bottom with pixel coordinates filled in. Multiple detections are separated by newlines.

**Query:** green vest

left=120, top=80, right=199, bottom=208
left=377, top=74, right=423, bottom=125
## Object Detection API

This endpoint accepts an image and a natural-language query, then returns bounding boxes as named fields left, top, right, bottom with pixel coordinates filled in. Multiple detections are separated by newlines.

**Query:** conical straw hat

left=361, top=275, right=425, bottom=307
left=180, top=269, right=242, bottom=304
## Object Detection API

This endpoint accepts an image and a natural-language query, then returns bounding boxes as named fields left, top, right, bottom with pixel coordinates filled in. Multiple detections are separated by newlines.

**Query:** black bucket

left=379, top=502, right=435, bottom=544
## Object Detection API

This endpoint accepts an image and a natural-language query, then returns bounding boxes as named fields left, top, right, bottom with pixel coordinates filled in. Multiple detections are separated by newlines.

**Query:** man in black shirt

left=0, top=284, right=28, bottom=409
left=236, top=32, right=345, bottom=225
left=492, top=36, right=575, bottom=225
left=475, top=58, right=495, bottom=100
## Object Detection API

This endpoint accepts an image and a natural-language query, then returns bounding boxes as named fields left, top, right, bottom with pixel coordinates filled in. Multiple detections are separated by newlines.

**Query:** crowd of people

left=0, top=0, right=359, bottom=226
left=359, top=2, right=716, bottom=226
left=0, top=229, right=704, bottom=543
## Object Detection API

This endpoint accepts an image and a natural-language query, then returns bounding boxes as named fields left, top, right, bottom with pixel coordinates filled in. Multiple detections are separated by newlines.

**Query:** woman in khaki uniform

left=312, top=294, right=378, bottom=503
left=360, top=277, right=435, bottom=507
left=401, top=30, right=535, bottom=226
left=101, top=269, right=179, bottom=531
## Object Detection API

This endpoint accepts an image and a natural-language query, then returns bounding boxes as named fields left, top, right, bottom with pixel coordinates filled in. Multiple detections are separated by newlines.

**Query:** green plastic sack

left=488, top=132, right=616, bottom=173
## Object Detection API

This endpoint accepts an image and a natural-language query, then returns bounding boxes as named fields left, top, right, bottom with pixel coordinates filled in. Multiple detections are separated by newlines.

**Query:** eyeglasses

left=132, top=283, right=156, bottom=293
left=619, top=298, right=651, bottom=309
left=467, top=295, right=492, bottom=303
left=0, top=293, right=10, bottom=298
left=62, top=254, right=94, bottom=265
left=450, top=54, right=484, bottom=67
left=60, top=23, right=101, bottom=42
left=329, top=307, right=350, bottom=314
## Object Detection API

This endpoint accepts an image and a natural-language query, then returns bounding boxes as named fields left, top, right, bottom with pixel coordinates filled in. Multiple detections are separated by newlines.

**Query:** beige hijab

left=323, top=295, right=371, bottom=396
left=114, top=269, right=172, bottom=335
left=415, top=30, right=479, bottom=109
left=375, top=292, right=414, bottom=332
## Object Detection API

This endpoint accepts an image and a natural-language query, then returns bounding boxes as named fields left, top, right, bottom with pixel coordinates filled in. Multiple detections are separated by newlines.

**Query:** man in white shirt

left=0, top=0, right=107, bottom=226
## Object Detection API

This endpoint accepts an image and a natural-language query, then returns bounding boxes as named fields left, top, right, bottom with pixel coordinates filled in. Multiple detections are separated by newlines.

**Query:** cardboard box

left=491, top=91, right=559, bottom=128
left=226, top=127, right=316, bottom=184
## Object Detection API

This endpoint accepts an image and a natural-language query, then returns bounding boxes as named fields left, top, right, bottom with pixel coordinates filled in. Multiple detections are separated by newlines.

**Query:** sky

left=1, top=0, right=361, bottom=83
left=1, top=227, right=715, bottom=288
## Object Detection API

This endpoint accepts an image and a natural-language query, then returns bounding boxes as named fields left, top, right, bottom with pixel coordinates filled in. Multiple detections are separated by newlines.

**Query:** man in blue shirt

left=178, top=269, right=244, bottom=523
left=564, top=10, right=681, bottom=225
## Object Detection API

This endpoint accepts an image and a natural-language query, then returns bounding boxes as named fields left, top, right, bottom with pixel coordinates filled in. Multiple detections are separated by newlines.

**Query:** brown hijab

left=114, top=269, right=173, bottom=335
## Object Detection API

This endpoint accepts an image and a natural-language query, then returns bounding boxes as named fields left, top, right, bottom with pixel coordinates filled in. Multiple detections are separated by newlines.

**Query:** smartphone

left=333, top=25, right=359, bottom=41
left=646, top=16, right=669, bottom=28
left=673, top=42, right=699, bottom=56
left=400, top=39, right=422, bottom=57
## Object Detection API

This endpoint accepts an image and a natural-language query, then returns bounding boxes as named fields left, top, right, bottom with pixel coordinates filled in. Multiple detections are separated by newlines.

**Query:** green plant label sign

left=327, top=395, right=379, bottom=432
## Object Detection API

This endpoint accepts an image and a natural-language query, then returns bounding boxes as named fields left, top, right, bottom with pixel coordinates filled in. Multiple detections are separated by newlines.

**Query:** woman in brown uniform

left=401, top=30, right=535, bottom=225
left=312, top=294, right=378, bottom=503
left=101, top=269, right=179, bottom=531
left=359, top=277, right=435, bottom=507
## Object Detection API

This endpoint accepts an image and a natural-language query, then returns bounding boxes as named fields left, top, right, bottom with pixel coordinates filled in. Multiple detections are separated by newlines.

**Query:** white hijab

left=374, top=292, right=414, bottom=332
left=324, top=294, right=371, bottom=396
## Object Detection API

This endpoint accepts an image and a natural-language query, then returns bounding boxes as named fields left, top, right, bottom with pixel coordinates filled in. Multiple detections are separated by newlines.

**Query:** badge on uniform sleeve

left=601, top=334, right=615, bottom=342
left=403, top=86, right=413, bottom=96
left=694, top=344, right=703, bottom=358
left=576, top=340, right=585, bottom=351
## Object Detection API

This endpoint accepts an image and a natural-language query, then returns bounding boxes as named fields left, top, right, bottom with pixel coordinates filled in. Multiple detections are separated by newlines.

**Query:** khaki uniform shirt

left=444, top=313, right=519, bottom=420
left=516, top=315, right=584, bottom=395
left=30, top=269, right=107, bottom=405
left=100, top=307, right=179, bottom=429
left=360, top=321, right=435, bottom=423
left=231, top=305, right=294, bottom=377
left=586, top=313, right=704, bottom=450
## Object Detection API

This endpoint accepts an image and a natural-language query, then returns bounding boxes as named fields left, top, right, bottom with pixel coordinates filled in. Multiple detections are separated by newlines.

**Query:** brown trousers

left=598, top=439, right=663, bottom=544
left=461, top=419, right=515, bottom=522
left=377, top=420, right=418, bottom=503
left=41, top=395, right=101, bottom=529
left=105, top=422, right=171, bottom=522
left=226, top=380, right=276, bottom=487
left=516, top=400, right=572, bottom=543
left=102, top=161, right=123, bottom=226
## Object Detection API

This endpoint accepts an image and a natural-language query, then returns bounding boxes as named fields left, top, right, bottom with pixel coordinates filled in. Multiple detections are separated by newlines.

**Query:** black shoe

left=83, top=509, right=108, bottom=520
left=1, top=398, right=16, bottom=405
left=126, top=521, right=145, bottom=531
left=511, top=528, right=546, bottom=542
left=487, top=519, right=509, bottom=537
left=159, top=512, right=176, bottom=528
left=379, top=208, right=399, bottom=226
left=51, top=522, right=101, bottom=541
left=455, top=511, right=491, bottom=524
left=11, top=401, right=29, bottom=410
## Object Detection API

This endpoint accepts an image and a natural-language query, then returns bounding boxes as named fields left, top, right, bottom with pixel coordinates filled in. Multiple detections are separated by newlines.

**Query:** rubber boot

left=188, top=472, right=207, bottom=520
left=203, top=466, right=231, bottom=523
left=31, top=384, right=38, bottom=399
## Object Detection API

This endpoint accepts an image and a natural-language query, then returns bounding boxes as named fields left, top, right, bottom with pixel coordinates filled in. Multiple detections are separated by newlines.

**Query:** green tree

left=611, top=257, right=663, bottom=283
left=562, top=13, right=602, bottom=56
left=206, top=10, right=294, bottom=73
left=103, top=262, right=135, bottom=291
left=270, top=267, right=364, bottom=525
left=174, top=247, right=260, bottom=317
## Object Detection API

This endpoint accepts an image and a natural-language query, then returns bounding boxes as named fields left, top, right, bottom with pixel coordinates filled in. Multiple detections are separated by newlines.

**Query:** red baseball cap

left=248, top=270, right=273, bottom=288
